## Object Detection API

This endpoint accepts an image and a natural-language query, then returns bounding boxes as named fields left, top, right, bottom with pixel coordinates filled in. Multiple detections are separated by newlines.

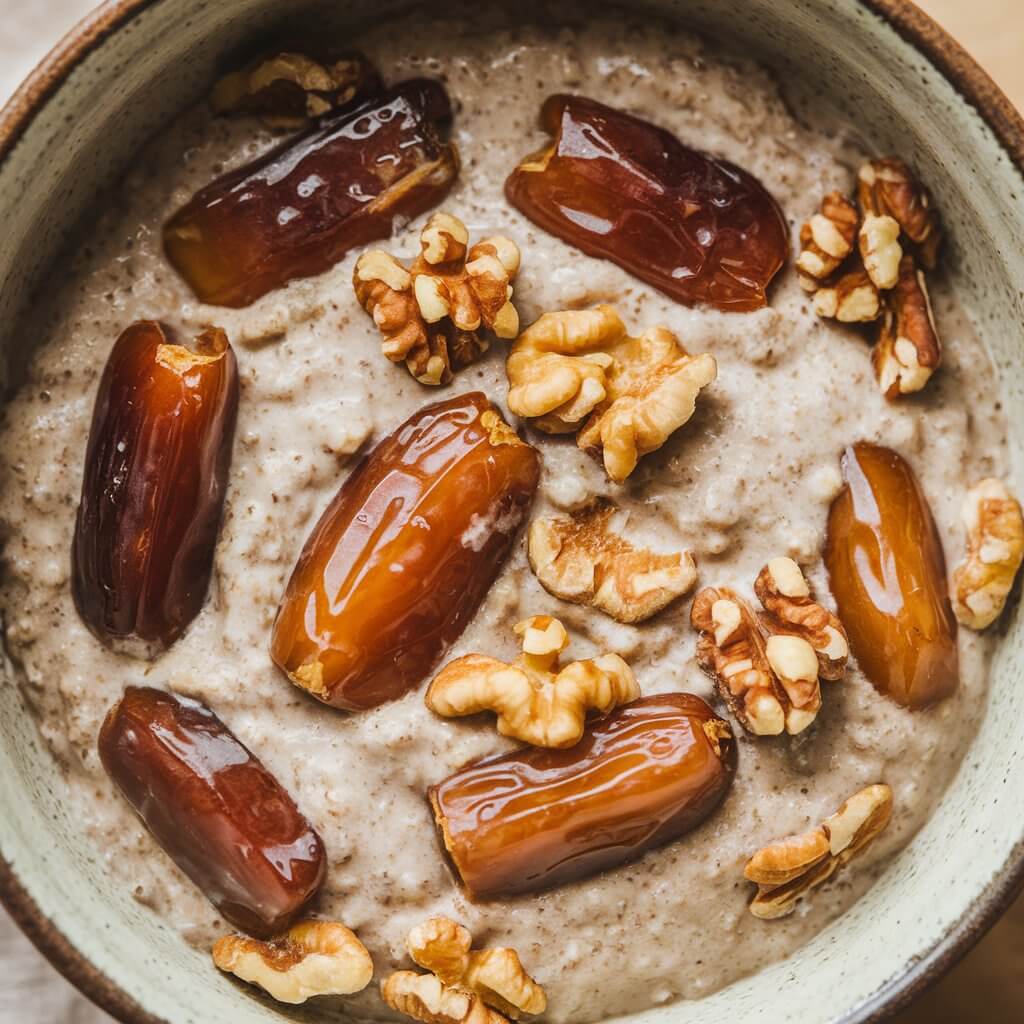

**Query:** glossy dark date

left=164, top=79, right=458, bottom=307
left=505, top=94, right=788, bottom=312
left=72, top=321, right=238, bottom=656
left=429, top=693, right=735, bottom=899
left=99, top=687, right=326, bottom=937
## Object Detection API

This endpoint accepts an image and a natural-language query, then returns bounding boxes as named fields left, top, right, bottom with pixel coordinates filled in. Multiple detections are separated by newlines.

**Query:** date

left=164, top=79, right=458, bottom=307
left=99, top=687, right=326, bottom=937
left=429, top=693, right=735, bottom=899
left=505, top=94, right=788, bottom=312
left=825, top=443, right=958, bottom=709
left=271, top=393, right=540, bottom=711
left=72, top=321, right=238, bottom=656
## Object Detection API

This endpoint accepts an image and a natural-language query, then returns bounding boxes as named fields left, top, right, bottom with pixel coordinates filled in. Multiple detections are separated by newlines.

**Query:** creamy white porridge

left=0, top=9, right=1007, bottom=1022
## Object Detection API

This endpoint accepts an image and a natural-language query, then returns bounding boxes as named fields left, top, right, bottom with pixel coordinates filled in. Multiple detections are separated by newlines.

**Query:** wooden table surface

left=0, top=2, right=1021, bottom=1022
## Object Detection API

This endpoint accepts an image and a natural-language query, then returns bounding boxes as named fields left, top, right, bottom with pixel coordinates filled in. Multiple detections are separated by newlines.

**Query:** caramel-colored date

left=99, top=687, right=326, bottom=937
left=825, top=443, right=958, bottom=709
left=164, top=79, right=458, bottom=307
left=271, top=393, right=541, bottom=711
left=72, top=321, right=238, bottom=656
left=505, top=94, right=788, bottom=312
left=429, top=693, right=735, bottom=899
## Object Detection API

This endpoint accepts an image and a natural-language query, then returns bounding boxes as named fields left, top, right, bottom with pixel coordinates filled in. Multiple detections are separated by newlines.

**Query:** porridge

left=0, top=8, right=1020, bottom=1023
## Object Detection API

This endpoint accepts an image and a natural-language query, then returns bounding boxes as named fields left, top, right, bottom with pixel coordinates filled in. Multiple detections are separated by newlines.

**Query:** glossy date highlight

left=99, top=687, right=326, bottom=937
left=506, top=95, right=788, bottom=312
left=72, top=321, right=238, bottom=656
left=429, top=693, right=735, bottom=899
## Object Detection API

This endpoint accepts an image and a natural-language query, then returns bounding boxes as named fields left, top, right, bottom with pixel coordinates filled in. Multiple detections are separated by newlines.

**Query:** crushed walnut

left=381, top=917, right=546, bottom=1024
left=745, top=784, right=893, bottom=919
left=506, top=305, right=716, bottom=482
left=425, top=615, right=639, bottom=747
left=527, top=501, right=697, bottom=623
left=691, top=558, right=849, bottom=736
left=354, top=212, right=520, bottom=385
left=951, top=478, right=1024, bottom=630
left=211, top=920, right=373, bottom=1004
left=798, top=157, right=943, bottom=396
left=211, top=51, right=379, bottom=129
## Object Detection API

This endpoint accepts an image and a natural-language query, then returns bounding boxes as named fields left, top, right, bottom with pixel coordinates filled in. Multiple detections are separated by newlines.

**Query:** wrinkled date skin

left=825, top=443, right=958, bottom=709
left=271, top=392, right=541, bottom=711
left=98, top=687, right=326, bottom=937
left=72, top=321, right=238, bottom=656
left=164, top=79, right=458, bottom=307
left=429, top=693, right=735, bottom=899
left=505, top=95, right=788, bottom=312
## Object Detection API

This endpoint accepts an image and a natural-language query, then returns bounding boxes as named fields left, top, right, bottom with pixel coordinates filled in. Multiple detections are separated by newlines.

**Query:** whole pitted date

left=164, top=79, right=458, bottom=307
left=825, top=443, right=958, bottom=709
left=271, top=393, right=541, bottom=711
left=429, top=693, right=735, bottom=899
left=99, top=687, right=326, bottom=937
left=72, top=321, right=238, bottom=656
left=505, top=95, right=788, bottom=312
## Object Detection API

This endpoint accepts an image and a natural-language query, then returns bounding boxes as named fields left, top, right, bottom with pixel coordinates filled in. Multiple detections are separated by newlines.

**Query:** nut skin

left=164, top=79, right=457, bottom=307
left=429, top=693, right=735, bottom=899
left=271, top=393, right=540, bottom=711
left=505, top=94, right=788, bottom=313
left=71, top=321, right=238, bottom=657
left=825, top=443, right=958, bottom=709
left=98, top=687, right=326, bottom=938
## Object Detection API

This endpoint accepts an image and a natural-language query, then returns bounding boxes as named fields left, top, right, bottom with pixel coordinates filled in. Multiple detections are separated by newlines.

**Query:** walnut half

left=951, top=478, right=1024, bottom=630
left=506, top=305, right=716, bottom=482
left=212, top=921, right=373, bottom=1004
left=381, top=917, right=546, bottom=1024
left=528, top=501, right=697, bottom=623
left=354, top=213, right=520, bottom=385
left=425, top=615, right=639, bottom=748
left=745, top=784, right=893, bottom=919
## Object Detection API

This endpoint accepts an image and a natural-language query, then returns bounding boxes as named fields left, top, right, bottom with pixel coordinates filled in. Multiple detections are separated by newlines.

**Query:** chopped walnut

left=691, top=560, right=848, bottom=736
left=211, top=51, right=379, bottom=129
left=796, top=192, right=858, bottom=288
left=211, top=921, right=373, bottom=1004
left=872, top=254, right=941, bottom=397
left=812, top=266, right=881, bottom=323
left=425, top=615, right=639, bottom=747
left=745, top=784, right=893, bottom=919
left=527, top=501, right=697, bottom=623
left=858, top=158, right=942, bottom=270
left=381, top=917, right=546, bottom=1024
left=951, top=478, right=1024, bottom=630
left=354, top=213, right=520, bottom=385
left=506, top=305, right=716, bottom=482
left=858, top=213, right=903, bottom=291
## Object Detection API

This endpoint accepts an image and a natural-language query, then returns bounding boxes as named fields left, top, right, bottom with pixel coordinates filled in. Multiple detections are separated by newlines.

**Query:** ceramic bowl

left=1, top=1, right=1023, bottom=1022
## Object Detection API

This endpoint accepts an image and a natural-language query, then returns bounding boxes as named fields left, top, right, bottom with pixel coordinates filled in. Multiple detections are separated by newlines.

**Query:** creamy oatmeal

left=0, top=9, right=1010, bottom=1022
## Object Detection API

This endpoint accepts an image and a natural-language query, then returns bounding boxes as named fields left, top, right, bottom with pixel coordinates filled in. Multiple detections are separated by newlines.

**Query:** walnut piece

left=796, top=192, right=859, bottom=288
left=951, top=478, right=1024, bottom=630
left=506, top=305, right=716, bottom=482
left=812, top=266, right=881, bottom=323
left=527, top=501, right=697, bottom=623
left=872, top=254, right=941, bottom=397
left=425, top=615, right=639, bottom=747
left=745, top=783, right=893, bottom=919
left=354, top=212, right=520, bottom=385
left=691, top=559, right=848, bottom=736
left=858, top=157, right=942, bottom=270
left=381, top=917, right=546, bottom=1024
left=211, top=921, right=373, bottom=1004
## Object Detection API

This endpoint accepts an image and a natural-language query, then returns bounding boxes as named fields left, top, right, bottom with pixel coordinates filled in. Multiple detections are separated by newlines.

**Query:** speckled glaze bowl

left=1, top=1, right=1022, bottom=1022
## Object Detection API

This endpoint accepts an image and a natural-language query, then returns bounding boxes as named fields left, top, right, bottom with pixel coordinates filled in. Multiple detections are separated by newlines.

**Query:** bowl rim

left=1, top=1, right=1023, bottom=1022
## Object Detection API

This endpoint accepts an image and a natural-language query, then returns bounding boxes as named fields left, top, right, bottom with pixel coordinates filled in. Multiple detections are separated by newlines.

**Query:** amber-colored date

left=72, top=321, right=238, bottom=656
left=164, top=79, right=458, bottom=307
left=271, top=393, right=541, bottom=711
left=825, top=443, right=958, bottom=709
left=429, top=693, right=735, bottom=899
left=99, top=687, right=326, bottom=937
left=505, top=94, right=788, bottom=312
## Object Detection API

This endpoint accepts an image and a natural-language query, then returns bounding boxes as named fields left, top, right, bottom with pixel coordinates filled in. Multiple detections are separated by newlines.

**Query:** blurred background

left=0, top=0, right=1021, bottom=1021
